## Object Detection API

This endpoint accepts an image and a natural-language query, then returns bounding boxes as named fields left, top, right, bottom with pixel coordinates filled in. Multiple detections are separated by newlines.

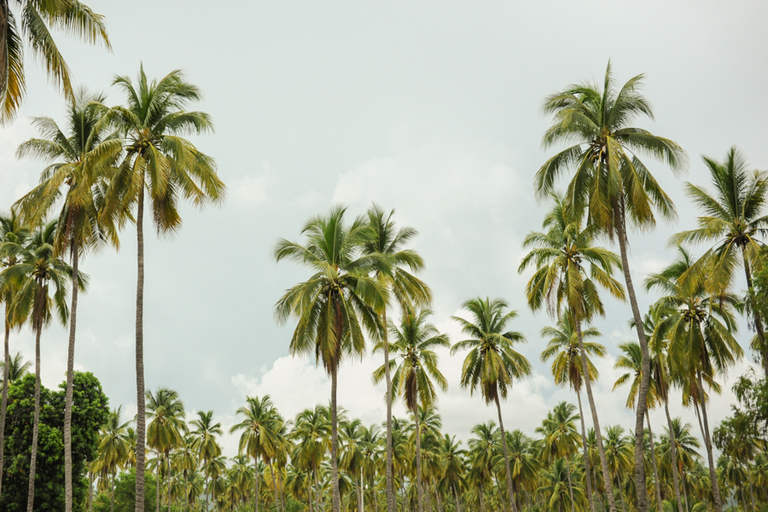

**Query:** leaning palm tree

left=0, top=0, right=110, bottom=123
left=15, top=87, right=121, bottom=510
left=537, top=62, right=687, bottom=512
left=274, top=205, right=387, bottom=512
left=451, top=297, right=531, bottom=512
left=671, top=147, right=768, bottom=374
left=146, top=387, right=186, bottom=512
left=1, top=220, right=74, bottom=512
left=101, top=66, right=226, bottom=511
left=362, top=204, right=431, bottom=512
left=518, top=192, right=625, bottom=512
left=374, top=307, right=449, bottom=512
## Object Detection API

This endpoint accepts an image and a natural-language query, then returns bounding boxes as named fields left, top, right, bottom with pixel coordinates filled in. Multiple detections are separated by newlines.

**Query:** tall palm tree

left=519, top=192, right=625, bottom=512
left=230, top=395, right=281, bottom=512
left=646, top=248, right=743, bottom=512
left=451, top=297, right=531, bottom=512
left=2, top=220, right=73, bottom=512
left=102, top=66, right=225, bottom=511
left=540, top=315, right=605, bottom=512
left=362, top=204, right=431, bottom=512
left=275, top=205, right=387, bottom=512
left=0, top=0, right=110, bottom=123
left=0, top=211, right=29, bottom=495
left=537, top=62, right=687, bottom=512
left=146, top=387, right=186, bottom=512
left=190, top=410, right=223, bottom=510
left=375, top=307, right=448, bottom=512
left=536, top=402, right=581, bottom=512
left=15, top=87, right=121, bottom=511
left=671, top=147, right=768, bottom=374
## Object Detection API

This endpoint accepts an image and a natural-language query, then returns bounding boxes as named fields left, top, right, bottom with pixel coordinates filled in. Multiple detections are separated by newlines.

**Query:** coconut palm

left=190, top=410, right=223, bottom=510
left=101, top=66, right=225, bottom=509
left=97, top=406, right=131, bottom=512
left=451, top=297, right=531, bottom=512
left=536, top=402, right=582, bottom=512
left=519, top=192, right=625, bottom=512
left=603, top=426, right=633, bottom=512
left=439, top=434, right=466, bottom=512
left=146, top=387, right=186, bottom=512
left=539, top=458, right=585, bottom=512
left=1, top=220, right=74, bottom=512
left=291, top=405, right=331, bottom=512
left=362, top=204, right=431, bottom=512
left=274, top=205, right=387, bottom=512
left=671, top=147, right=768, bottom=374
left=339, top=418, right=366, bottom=511
left=658, top=419, right=701, bottom=511
left=15, top=87, right=121, bottom=510
left=0, top=0, right=110, bottom=123
left=230, top=395, right=281, bottom=512
left=0, top=351, right=29, bottom=382
left=537, top=62, right=687, bottom=512
left=172, top=435, right=199, bottom=512
left=468, top=421, right=499, bottom=512
left=646, top=248, right=743, bottom=512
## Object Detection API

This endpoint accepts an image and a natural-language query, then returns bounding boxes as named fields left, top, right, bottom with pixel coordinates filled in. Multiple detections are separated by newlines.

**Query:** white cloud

left=231, top=163, right=277, bottom=209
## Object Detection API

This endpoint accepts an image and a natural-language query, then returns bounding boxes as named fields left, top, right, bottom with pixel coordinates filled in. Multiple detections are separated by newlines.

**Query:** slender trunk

left=645, top=415, right=662, bottom=512
left=372, top=472, right=379, bottom=512
left=0, top=308, right=10, bottom=496
left=167, top=452, right=172, bottom=512
left=436, top=484, right=443, bottom=512
left=696, top=371, right=723, bottom=512
left=748, top=471, right=756, bottom=512
left=574, top=319, right=618, bottom=512
left=135, top=171, right=147, bottom=512
left=566, top=459, right=576, bottom=512
left=331, top=364, right=341, bottom=512
left=0, top=0, right=8, bottom=103
left=359, top=468, right=364, bottom=512
left=424, top=481, right=434, bottom=512
left=576, top=388, right=596, bottom=512
left=111, top=474, right=116, bottom=512
left=494, top=395, right=518, bottom=512
left=87, top=467, right=93, bottom=512
left=269, top=462, right=280, bottom=512
left=254, top=455, right=259, bottom=512
left=65, top=246, right=79, bottom=512
left=453, top=485, right=462, bottom=512
left=681, top=471, right=688, bottom=512
left=156, top=457, right=161, bottom=512
left=663, top=400, right=685, bottom=512
left=615, top=213, right=650, bottom=512
left=739, top=485, right=747, bottom=512
left=383, top=309, right=396, bottom=512
left=315, top=468, right=321, bottom=512
left=742, top=246, right=768, bottom=375
left=479, top=485, right=485, bottom=512
left=26, top=288, right=44, bottom=512
left=414, top=408, right=425, bottom=512
left=617, top=477, right=627, bottom=512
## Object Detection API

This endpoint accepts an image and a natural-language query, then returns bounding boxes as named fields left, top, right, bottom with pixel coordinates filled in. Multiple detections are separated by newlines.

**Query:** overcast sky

left=1, top=1, right=767, bottom=457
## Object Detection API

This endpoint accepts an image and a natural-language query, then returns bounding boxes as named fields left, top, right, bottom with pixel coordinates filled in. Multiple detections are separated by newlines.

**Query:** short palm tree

left=97, top=406, right=131, bottom=512
left=451, top=297, right=531, bottom=512
left=537, top=62, right=686, bottom=512
left=439, top=434, right=466, bottom=512
left=275, top=205, right=386, bottom=512
left=146, top=387, right=186, bottom=512
left=467, top=421, right=498, bottom=511
left=538, top=458, right=585, bottom=512
left=291, top=405, right=331, bottom=512
left=102, top=66, right=225, bottom=509
left=536, top=402, right=581, bottom=512
left=191, top=410, right=223, bottom=510
left=0, top=0, right=110, bottom=123
left=374, top=307, right=448, bottom=512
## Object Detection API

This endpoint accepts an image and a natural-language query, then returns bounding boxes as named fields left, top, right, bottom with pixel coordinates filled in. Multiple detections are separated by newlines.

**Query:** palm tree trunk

left=616, top=477, right=627, bottom=512
left=494, top=395, right=518, bottom=512
left=64, top=245, right=79, bottom=512
left=566, top=459, right=576, bottom=512
left=359, top=468, right=365, bottom=512
left=331, top=364, right=341, bottom=512
left=167, top=453, right=173, bottom=512
left=436, top=484, right=444, bottom=512
left=741, top=247, right=768, bottom=375
left=696, top=371, right=723, bottom=512
left=574, top=319, right=618, bottom=512
left=269, top=462, right=280, bottom=512
left=87, top=466, right=93, bottom=512
left=414, top=408, right=425, bottom=512
left=111, top=474, right=116, bottom=512
left=254, top=455, right=260, bottom=512
left=26, top=296, right=44, bottom=512
left=615, top=213, right=650, bottom=512
left=135, top=172, right=147, bottom=512
left=383, top=309, right=396, bottom=512
left=576, top=388, right=596, bottom=512
left=156, top=458, right=161, bottom=512
left=479, top=486, right=485, bottom=512
left=453, top=485, right=462, bottom=512
left=681, top=471, right=688, bottom=512
left=748, top=471, right=756, bottom=512
left=663, top=400, right=685, bottom=512
left=0, top=0, right=8, bottom=105
left=645, top=414, right=662, bottom=512
left=0, top=309, right=10, bottom=496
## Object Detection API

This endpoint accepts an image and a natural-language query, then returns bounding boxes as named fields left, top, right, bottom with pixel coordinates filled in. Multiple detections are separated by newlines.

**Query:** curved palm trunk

left=494, top=395, right=518, bottom=512
left=382, top=310, right=396, bottom=512
left=696, top=371, right=723, bottom=512
left=0, top=308, right=10, bottom=496
left=663, top=400, right=685, bottom=512
left=135, top=175, right=147, bottom=512
left=26, top=285, right=45, bottom=512
left=64, top=246, right=79, bottom=512
left=331, top=364, right=341, bottom=512
left=414, top=408, right=424, bottom=512
left=576, top=389, right=596, bottom=512
left=615, top=215, right=650, bottom=512
left=741, top=248, right=768, bottom=375
left=574, top=320, right=617, bottom=512
left=645, top=415, right=662, bottom=512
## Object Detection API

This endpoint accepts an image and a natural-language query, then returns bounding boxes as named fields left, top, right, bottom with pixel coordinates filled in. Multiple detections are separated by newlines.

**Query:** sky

left=1, top=1, right=767, bottom=457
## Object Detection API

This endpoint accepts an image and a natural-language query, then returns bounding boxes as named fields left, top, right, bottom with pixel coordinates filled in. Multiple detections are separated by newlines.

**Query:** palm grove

left=1, top=4, right=768, bottom=512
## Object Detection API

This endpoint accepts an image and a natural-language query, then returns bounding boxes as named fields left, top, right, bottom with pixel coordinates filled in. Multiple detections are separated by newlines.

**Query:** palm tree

left=172, top=436, right=199, bottom=512
left=0, top=0, right=110, bottom=123
left=646, top=248, right=743, bottom=512
left=536, top=402, right=581, bottom=512
left=374, top=306, right=448, bottom=512
left=1, top=220, right=73, bottom=512
left=102, top=66, right=225, bottom=511
left=451, top=297, right=531, bottom=512
left=537, top=62, right=687, bottom=512
left=190, top=410, right=223, bottom=510
left=97, top=406, right=131, bottom=512
left=603, top=426, right=633, bottom=512
left=0, top=351, right=29, bottom=382
left=362, top=204, right=431, bottom=512
left=439, top=434, right=466, bottom=512
left=15, top=87, right=121, bottom=511
left=274, top=205, right=387, bottom=512
left=540, top=315, right=605, bottom=512
left=339, top=418, right=366, bottom=511
left=538, top=458, right=585, bottom=512
left=146, top=387, right=186, bottom=512
left=230, top=395, right=281, bottom=512
left=291, top=405, right=331, bottom=512
left=519, top=192, right=625, bottom=512
left=671, top=147, right=768, bottom=374
left=658, top=419, right=701, bottom=512
left=468, top=421, right=499, bottom=512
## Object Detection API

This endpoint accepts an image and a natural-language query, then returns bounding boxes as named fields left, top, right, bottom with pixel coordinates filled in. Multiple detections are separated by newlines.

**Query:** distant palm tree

left=191, top=410, right=223, bottom=510
left=438, top=434, right=466, bottom=512
left=536, top=403, right=581, bottom=512
left=467, top=421, right=498, bottom=511
left=291, top=405, right=331, bottom=512
left=538, top=458, right=585, bottom=512
left=452, top=297, right=530, bottom=512
left=97, top=406, right=131, bottom=512
left=603, top=426, right=633, bottom=512
left=658, top=419, right=701, bottom=512
left=146, top=387, right=186, bottom=512
left=0, top=351, right=29, bottom=382
left=172, top=436, right=199, bottom=512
